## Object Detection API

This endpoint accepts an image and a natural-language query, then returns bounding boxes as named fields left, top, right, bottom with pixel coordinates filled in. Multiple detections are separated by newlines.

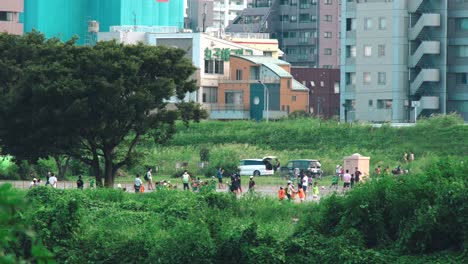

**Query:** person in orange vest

left=278, top=187, right=286, bottom=201
left=298, top=187, right=305, bottom=203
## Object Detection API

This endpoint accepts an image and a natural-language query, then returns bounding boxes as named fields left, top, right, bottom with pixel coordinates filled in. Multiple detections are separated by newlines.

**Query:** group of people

left=333, top=166, right=363, bottom=192
left=28, top=171, right=96, bottom=189
left=278, top=178, right=320, bottom=202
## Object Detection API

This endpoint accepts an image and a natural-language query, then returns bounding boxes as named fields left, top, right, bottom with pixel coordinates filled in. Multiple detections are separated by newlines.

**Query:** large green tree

left=0, top=31, right=206, bottom=186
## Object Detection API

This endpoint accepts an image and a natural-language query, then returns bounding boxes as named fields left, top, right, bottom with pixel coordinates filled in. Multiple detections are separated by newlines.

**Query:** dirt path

left=1, top=180, right=345, bottom=202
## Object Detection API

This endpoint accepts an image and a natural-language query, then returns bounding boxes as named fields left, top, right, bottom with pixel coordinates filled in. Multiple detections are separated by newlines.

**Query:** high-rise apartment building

left=0, top=0, right=23, bottom=35
left=319, top=0, right=340, bottom=68
left=225, top=0, right=341, bottom=68
left=213, top=0, right=247, bottom=30
left=341, top=0, right=467, bottom=123
left=23, top=0, right=185, bottom=44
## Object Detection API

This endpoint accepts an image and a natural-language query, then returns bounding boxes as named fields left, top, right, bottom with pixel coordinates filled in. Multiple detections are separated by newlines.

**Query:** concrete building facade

left=225, top=0, right=341, bottom=68
left=318, top=0, right=340, bottom=68
left=340, top=0, right=463, bottom=123
left=23, top=0, right=185, bottom=44
left=0, top=0, right=24, bottom=35
left=291, top=67, right=340, bottom=118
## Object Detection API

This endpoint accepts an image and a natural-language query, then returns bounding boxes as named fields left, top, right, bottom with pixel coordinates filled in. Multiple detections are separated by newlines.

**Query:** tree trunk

left=53, top=155, right=71, bottom=180
left=91, top=150, right=102, bottom=187
left=103, top=150, right=114, bottom=188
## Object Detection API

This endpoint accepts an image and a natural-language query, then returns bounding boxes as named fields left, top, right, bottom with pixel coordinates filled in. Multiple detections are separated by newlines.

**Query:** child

left=313, top=182, right=320, bottom=199
left=278, top=187, right=286, bottom=201
left=330, top=174, right=339, bottom=190
left=298, top=187, right=305, bottom=203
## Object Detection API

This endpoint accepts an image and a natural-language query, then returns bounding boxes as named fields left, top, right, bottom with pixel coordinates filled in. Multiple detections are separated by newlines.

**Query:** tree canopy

left=0, top=31, right=206, bottom=186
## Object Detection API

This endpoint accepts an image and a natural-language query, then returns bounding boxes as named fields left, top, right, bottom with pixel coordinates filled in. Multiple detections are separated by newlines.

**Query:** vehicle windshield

left=310, top=161, right=321, bottom=168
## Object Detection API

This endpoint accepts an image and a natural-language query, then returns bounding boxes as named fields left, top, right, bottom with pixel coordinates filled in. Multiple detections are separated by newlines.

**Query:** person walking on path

left=343, top=170, right=351, bottom=192
left=48, top=173, right=58, bottom=188
left=182, top=170, right=191, bottom=191
left=286, top=181, right=295, bottom=201
left=217, top=168, right=224, bottom=189
left=248, top=176, right=255, bottom=192
left=89, top=176, right=95, bottom=189
left=278, top=187, right=286, bottom=201
left=409, top=151, right=415, bottom=162
left=403, top=152, right=408, bottom=163
left=302, top=174, right=309, bottom=198
left=354, top=167, right=361, bottom=184
left=76, top=175, right=84, bottom=190
left=312, top=182, right=320, bottom=199
left=134, top=174, right=143, bottom=193
left=330, top=174, right=339, bottom=190
left=146, top=168, right=154, bottom=190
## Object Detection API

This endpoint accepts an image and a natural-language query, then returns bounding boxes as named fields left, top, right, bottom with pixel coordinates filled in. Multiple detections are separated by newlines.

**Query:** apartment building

left=0, top=0, right=23, bottom=35
left=340, top=0, right=468, bottom=123
left=213, top=0, right=248, bottom=30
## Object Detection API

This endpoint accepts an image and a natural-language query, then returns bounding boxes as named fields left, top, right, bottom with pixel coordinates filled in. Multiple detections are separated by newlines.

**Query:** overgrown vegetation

left=2, top=157, right=466, bottom=263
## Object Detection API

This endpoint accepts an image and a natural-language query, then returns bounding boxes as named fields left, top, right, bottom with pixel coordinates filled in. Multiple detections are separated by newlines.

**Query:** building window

left=346, top=18, right=356, bottom=31
left=364, top=17, right=372, bottom=30
left=236, top=69, right=243, bottom=80
left=204, top=60, right=224, bottom=74
left=457, top=46, right=468, bottom=57
left=346, top=45, right=356, bottom=58
left=377, top=99, right=392, bottom=109
left=290, top=0, right=298, bottom=6
left=202, top=87, right=218, bottom=103
left=225, top=91, right=243, bottom=105
left=324, top=15, right=332, bottom=22
left=280, top=15, right=289, bottom=21
left=364, top=45, right=372, bottom=57
left=324, top=48, right=332, bottom=55
left=299, top=0, right=310, bottom=9
left=334, top=82, right=340, bottom=93
left=378, top=44, right=385, bottom=57
left=323, top=65, right=333, bottom=69
left=378, top=72, right=386, bottom=85
left=0, top=12, right=13, bottom=22
left=363, top=72, right=371, bottom=84
left=456, top=18, right=468, bottom=30
left=292, top=95, right=297, bottom=101
left=324, top=31, right=332, bottom=38
left=346, top=72, right=356, bottom=85
left=290, top=15, right=297, bottom=22
left=369, top=100, right=373, bottom=107
left=379, top=17, right=387, bottom=30
left=456, top=73, right=468, bottom=84
left=324, top=0, right=332, bottom=4
left=280, top=0, right=289, bottom=5
left=299, top=13, right=310, bottom=23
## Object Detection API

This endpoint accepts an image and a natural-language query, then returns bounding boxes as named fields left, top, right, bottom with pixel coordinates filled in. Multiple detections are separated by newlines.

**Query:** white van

left=238, top=157, right=275, bottom=176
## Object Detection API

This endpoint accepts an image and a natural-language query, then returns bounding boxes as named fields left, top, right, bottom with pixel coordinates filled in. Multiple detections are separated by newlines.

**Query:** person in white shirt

left=146, top=168, right=154, bottom=190
left=29, top=178, right=38, bottom=189
left=343, top=170, right=351, bottom=192
left=302, top=175, right=309, bottom=196
left=134, top=174, right=143, bottom=193
left=48, top=173, right=58, bottom=188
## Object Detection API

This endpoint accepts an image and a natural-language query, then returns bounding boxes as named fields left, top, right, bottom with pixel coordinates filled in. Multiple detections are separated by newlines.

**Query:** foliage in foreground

left=2, top=157, right=465, bottom=263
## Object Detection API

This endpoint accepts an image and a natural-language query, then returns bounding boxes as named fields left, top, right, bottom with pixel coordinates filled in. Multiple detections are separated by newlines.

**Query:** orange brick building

left=212, top=55, right=309, bottom=120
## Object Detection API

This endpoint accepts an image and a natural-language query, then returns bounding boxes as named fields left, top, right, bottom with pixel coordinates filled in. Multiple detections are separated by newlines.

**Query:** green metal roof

left=292, top=79, right=309, bottom=91
left=233, top=55, right=290, bottom=65
left=262, top=62, right=292, bottom=78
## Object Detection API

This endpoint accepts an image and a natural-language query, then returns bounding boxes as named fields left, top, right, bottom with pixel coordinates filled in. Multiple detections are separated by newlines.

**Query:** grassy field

left=1, top=114, right=467, bottom=183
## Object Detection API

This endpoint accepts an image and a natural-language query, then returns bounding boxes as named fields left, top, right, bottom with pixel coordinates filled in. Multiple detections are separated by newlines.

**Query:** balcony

left=409, top=41, right=440, bottom=68
left=410, top=69, right=440, bottom=95
left=409, top=13, right=440, bottom=41
left=411, top=96, right=440, bottom=119
left=209, top=104, right=250, bottom=120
